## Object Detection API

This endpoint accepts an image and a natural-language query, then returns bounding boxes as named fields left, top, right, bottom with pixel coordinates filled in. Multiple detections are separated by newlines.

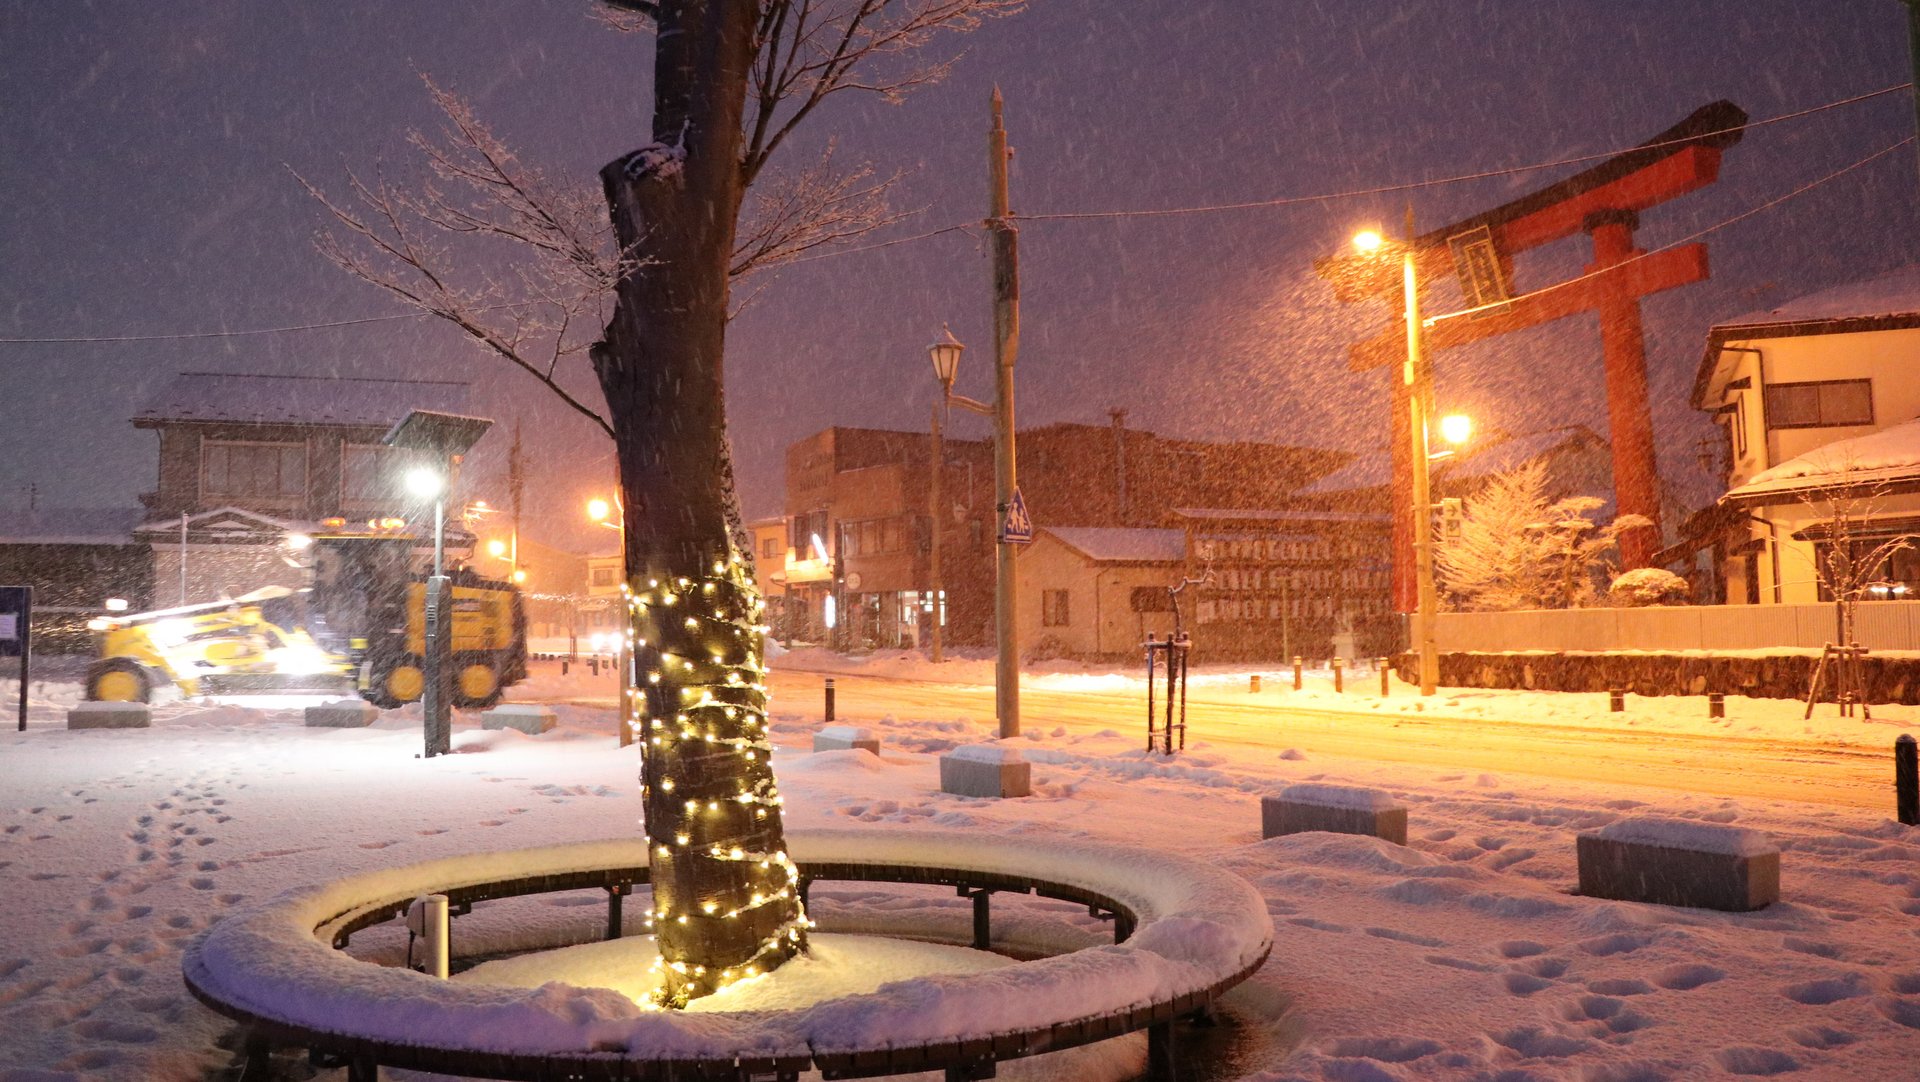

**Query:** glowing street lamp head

left=587, top=497, right=612, bottom=523
left=511, top=568, right=527, bottom=584
left=927, top=325, right=965, bottom=388
left=486, top=539, right=508, bottom=559
left=1439, top=413, right=1473, bottom=446
left=404, top=466, right=444, bottom=500
left=1351, top=228, right=1386, bottom=254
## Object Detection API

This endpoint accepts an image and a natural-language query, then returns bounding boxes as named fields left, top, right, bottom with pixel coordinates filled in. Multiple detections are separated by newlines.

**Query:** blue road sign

left=1000, top=487, right=1033, bottom=545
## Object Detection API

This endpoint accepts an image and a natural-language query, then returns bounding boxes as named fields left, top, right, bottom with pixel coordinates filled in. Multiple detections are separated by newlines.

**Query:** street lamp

left=385, top=410, right=493, bottom=758
left=927, top=324, right=1022, bottom=737
left=587, top=495, right=633, bottom=747
left=1439, top=413, right=1473, bottom=447
left=924, top=329, right=967, bottom=665
left=1350, top=218, right=1441, bottom=696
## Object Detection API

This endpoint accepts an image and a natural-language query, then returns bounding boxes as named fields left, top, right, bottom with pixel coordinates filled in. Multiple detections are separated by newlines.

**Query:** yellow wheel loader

left=84, top=587, right=348, bottom=703
left=86, top=532, right=527, bottom=708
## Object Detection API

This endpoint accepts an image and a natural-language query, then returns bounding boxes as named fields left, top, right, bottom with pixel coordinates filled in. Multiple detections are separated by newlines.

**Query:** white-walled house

left=1691, top=265, right=1920, bottom=604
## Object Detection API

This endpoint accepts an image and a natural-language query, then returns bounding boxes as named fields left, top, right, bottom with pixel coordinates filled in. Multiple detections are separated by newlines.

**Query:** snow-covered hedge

left=182, top=829, right=1273, bottom=1064
left=1608, top=568, right=1691, bottom=607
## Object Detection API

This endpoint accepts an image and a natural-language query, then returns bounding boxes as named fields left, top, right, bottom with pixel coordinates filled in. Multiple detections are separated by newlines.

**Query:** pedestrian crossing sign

left=1000, top=487, right=1033, bottom=544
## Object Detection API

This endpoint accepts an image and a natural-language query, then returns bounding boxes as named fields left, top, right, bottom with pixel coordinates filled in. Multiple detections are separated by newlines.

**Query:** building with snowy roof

left=1689, top=264, right=1920, bottom=605
left=131, top=372, right=476, bottom=606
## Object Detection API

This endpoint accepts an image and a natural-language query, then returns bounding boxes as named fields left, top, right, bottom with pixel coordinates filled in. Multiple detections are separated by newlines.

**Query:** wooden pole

left=988, top=87, right=1022, bottom=739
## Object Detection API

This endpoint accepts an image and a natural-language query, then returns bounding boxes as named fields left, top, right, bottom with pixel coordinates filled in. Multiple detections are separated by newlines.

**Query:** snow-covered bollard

left=1576, top=818, right=1779, bottom=912
left=1261, top=783, right=1407, bottom=845
left=303, top=699, right=377, bottom=728
left=67, top=701, right=151, bottom=729
left=481, top=704, right=557, bottom=735
left=812, top=725, right=879, bottom=755
left=940, top=743, right=1030, bottom=798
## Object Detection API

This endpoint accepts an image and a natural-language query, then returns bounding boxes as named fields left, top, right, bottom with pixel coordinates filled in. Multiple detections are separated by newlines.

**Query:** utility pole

left=988, top=87, right=1022, bottom=739
left=1404, top=205, right=1439, bottom=696
left=1907, top=1, right=1920, bottom=194
left=507, top=421, right=524, bottom=579
left=929, top=401, right=945, bottom=664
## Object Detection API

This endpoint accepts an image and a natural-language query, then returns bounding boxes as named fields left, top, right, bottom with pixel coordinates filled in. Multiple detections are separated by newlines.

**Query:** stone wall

left=1394, top=650, right=1920, bottom=705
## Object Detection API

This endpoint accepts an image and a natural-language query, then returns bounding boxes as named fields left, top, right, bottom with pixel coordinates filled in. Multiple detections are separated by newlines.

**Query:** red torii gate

left=1338, top=100, right=1746, bottom=611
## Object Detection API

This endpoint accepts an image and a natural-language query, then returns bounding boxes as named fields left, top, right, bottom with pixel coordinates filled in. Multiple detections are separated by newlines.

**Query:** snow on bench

left=1261, top=783, right=1407, bottom=845
left=1577, top=816, right=1779, bottom=912
left=940, top=742, right=1030, bottom=798
left=304, top=700, right=377, bottom=728
left=812, top=725, right=879, bottom=755
left=481, top=704, right=557, bottom=735
left=67, top=702, right=151, bottom=729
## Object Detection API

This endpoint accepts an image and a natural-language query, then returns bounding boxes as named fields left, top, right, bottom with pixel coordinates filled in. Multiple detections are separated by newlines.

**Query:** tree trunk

left=592, top=0, right=806, bottom=1007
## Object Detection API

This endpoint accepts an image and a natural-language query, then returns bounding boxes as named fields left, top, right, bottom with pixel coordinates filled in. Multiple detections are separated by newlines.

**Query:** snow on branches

left=1438, top=461, right=1650, bottom=611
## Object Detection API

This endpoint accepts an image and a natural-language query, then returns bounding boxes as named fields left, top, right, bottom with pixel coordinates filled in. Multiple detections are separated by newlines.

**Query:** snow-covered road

left=2, top=651, right=1917, bottom=1080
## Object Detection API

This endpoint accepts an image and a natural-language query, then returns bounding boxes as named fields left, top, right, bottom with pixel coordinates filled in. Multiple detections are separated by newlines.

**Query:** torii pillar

left=1586, top=208, right=1662, bottom=568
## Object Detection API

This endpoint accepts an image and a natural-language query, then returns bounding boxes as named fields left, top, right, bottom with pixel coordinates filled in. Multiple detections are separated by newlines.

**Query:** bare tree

left=305, top=0, right=1020, bottom=1006
left=1791, top=457, right=1916, bottom=716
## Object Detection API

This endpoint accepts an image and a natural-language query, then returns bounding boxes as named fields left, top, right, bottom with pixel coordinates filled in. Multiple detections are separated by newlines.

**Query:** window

left=1130, top=586, right=1172, bottom=613
left=1765, top=380, right=1872, bottom=429
left=761, top=536, right=780, bottom=560
left=340, top=443, right=401, bottom=502
left=203, top=440, right=306, bottom=500
left=590, top=566, right=619, bottom=588
left=837, top=517, right=905, bottom=557
left=1042, top=589, right=1070, bottom=627
left=1814, top=538, right=1920, bottom=601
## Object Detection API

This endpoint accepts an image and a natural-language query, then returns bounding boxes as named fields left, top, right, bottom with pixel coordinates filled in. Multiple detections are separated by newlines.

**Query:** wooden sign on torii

left=1332, top=100, right=1746, bottom=608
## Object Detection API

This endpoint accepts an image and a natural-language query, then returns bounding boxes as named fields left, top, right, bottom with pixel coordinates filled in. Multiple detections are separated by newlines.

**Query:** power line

left=0, top=310, right=427, bottom=345
left=1008, top=83, right=1911, bottom=223
left=0, top=82, right=1907, bottom=344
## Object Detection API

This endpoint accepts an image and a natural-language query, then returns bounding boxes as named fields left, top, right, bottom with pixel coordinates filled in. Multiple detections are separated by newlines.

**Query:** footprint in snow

left=1713, top=1046, right=1800, bottom=1076
left=1651, top=963, right=1724, bottom=991
left=1781, top=974, right=1870, bottom=1005
left=1784, top=1024, right=1856, bottom=1049
left=1286, top=917, right=1350, bottom=933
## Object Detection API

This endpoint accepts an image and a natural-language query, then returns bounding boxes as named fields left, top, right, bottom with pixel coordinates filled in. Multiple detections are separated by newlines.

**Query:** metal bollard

left=1708, top=692, right=1725, bottom=718
left=590, top=657, right=600, bottom=676
left=1379, top=657, right=1390, bottom=696
left=1250, top=674, right=1261, bottom=694
left=1292, top=656, right=1303, bottom=691
left=824, top=677, right=836, bottom=722
left=1897, top=734, right=1918, bottom=826
left=1331, top=659, right=1344, bottom=693
left=560, top=659, right=569, bottom=676
left=1608, top=688, right=1625, bottom=712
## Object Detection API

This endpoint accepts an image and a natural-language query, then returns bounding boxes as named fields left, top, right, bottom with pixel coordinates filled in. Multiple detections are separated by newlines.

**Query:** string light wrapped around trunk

left=631, top=549, right=808, bottom=1007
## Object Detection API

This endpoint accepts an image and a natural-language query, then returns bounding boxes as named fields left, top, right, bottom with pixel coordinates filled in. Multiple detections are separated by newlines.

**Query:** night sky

left=3, top=2, right=1913, bottom=551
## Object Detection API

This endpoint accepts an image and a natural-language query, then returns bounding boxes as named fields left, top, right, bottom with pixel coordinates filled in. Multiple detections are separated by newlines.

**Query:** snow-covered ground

left=2, top=652, right=1918, bottom=1080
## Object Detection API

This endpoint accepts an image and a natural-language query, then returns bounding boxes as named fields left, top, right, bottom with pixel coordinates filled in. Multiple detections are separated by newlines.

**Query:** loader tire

left=363, top=655, right=426, bottom=709
left=86, top=658, right=152, bottom=703
left=452, top=654, right=504, bottom=709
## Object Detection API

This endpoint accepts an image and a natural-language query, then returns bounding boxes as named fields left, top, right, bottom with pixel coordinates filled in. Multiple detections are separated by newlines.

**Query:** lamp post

left=1354, top=217, right=1444, bottom=694
left=587, top=496, right=632, bottom=747
left=385, top=409, right=493, bottom=758
left=928, top=324, right=1020, bottom=737
left=927, top=396, right=946, bottom=664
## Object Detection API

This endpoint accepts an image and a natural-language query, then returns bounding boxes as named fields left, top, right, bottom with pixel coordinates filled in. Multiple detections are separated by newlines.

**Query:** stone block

left=1261, top=783, right=1407, bottom=845
left=1577, top=818, right=1778, bottom=912
left=481, top=704, right=557, bottom=735
left=813, top=725, right=880, bottom=755
left=940, top=743, right=1030, bottom=798
left=304, top=699, right=378, bottom=728
left=67, top=702, right=152, bottom=729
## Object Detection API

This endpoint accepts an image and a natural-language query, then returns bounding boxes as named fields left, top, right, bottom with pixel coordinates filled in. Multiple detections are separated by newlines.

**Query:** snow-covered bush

left=1608, top=567, right=1690, bottom=606
left=1438, top=461, right=1649, bottom=611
